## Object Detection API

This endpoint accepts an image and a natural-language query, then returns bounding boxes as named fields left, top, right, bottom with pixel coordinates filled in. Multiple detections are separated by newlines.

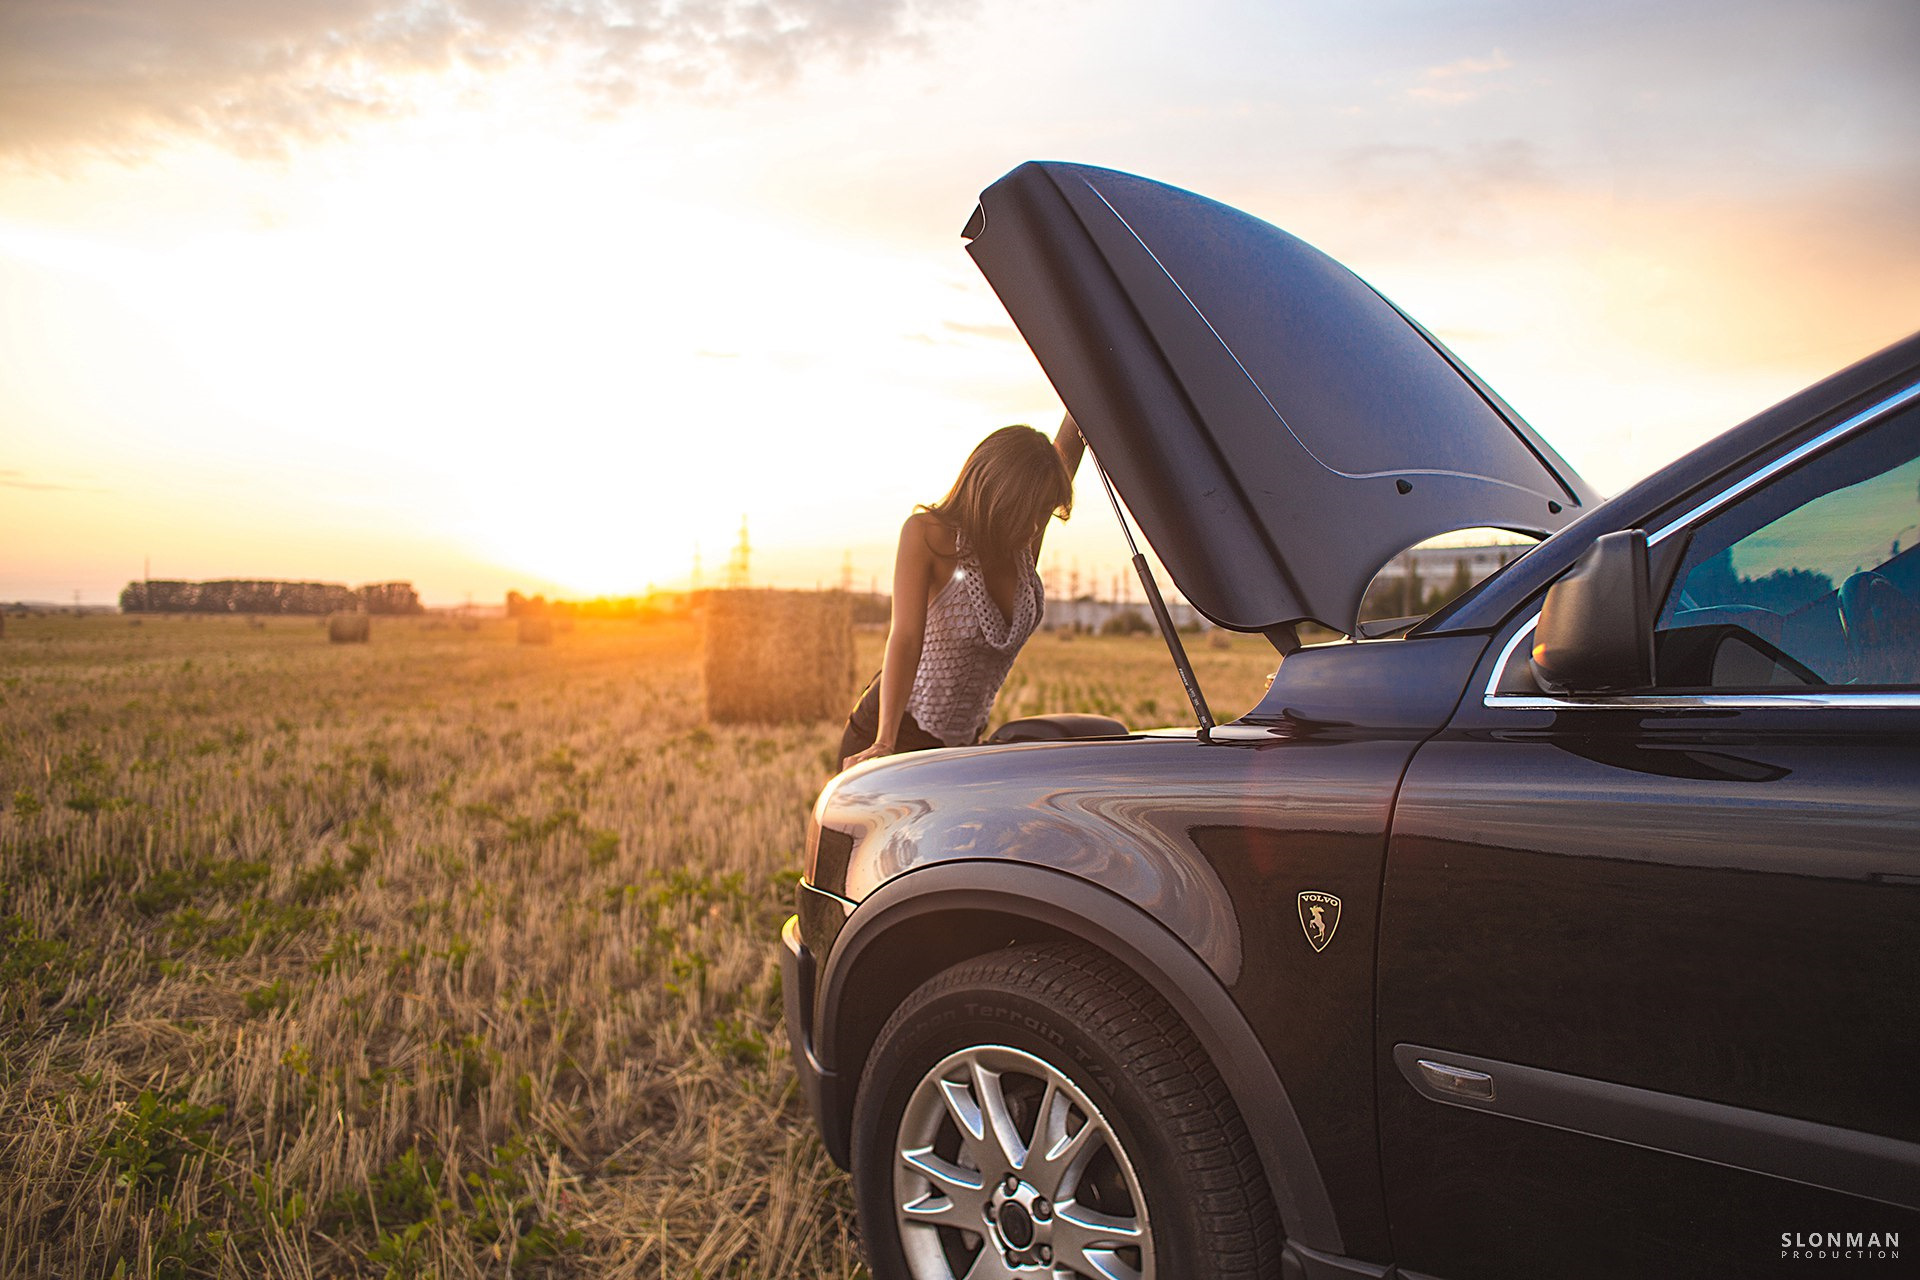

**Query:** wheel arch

left=815, top=859, right=1346, bottom=1255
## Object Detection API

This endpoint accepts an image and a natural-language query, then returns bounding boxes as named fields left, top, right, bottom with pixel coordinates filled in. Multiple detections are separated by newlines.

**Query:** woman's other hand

left=842, top=740, right=893, bottom=771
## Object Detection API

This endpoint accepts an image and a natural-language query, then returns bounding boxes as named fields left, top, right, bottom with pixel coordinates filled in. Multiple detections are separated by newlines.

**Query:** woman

left=840, top=415, right=1085, bottom=769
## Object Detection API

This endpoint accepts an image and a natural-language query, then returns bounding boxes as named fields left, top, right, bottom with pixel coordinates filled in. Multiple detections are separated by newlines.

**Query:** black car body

left=782, top=162, right=1919, bottom=1280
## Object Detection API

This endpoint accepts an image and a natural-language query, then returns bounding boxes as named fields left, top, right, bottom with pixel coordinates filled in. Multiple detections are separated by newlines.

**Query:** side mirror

left=1530, top=530, right=1654, bottom=694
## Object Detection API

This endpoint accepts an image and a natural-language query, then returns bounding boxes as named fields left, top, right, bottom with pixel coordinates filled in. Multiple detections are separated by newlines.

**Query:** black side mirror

left=1530, top=530, right=1654, bottom=694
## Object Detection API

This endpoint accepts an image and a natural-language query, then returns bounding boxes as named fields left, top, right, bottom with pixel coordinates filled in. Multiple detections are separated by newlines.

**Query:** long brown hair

left=923, top=425, right=1072, bottom=568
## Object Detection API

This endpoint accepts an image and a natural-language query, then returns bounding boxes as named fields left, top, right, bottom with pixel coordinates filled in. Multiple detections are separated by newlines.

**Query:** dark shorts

left=837, top=672, right=969, bottom=764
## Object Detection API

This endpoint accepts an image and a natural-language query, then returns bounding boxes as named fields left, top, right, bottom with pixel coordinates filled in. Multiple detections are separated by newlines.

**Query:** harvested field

left=0, top=614, right=1278, bottom=1277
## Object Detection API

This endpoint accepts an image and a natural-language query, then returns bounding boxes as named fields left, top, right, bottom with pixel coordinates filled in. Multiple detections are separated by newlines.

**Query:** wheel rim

left=893, top=1043, right=1154, bottom=1280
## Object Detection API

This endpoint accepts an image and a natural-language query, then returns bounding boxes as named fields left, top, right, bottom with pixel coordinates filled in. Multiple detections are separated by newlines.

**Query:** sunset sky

left=2, top=0, right=1915, bottom=606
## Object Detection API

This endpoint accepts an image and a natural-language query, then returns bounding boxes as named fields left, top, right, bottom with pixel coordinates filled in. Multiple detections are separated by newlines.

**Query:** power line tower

left=725, top=515, right=751, bottom=589
left=839, top=550, right=855, bottom=593
left=691, top=543, right=704, bottom=592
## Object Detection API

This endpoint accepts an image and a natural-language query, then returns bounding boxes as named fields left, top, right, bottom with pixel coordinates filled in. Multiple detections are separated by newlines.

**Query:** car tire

left=851, top=942, right=1281, bottom=1280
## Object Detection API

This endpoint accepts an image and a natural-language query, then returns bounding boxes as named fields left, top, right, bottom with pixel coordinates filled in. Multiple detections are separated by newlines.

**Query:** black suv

left=781, top=162, right=1919, bottom=1280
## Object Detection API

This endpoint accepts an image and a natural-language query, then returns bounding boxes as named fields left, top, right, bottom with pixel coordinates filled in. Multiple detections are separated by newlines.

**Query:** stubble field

left=0, top=613, right=1278, bottom=1278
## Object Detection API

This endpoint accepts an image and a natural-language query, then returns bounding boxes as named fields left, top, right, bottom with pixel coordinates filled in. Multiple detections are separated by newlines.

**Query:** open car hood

left=965, top=161, right=1596, bottom=635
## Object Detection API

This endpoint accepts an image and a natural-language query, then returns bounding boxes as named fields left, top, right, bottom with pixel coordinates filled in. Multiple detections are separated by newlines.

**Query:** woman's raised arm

left=1055, top=411, right=1085, bottom=479
left=1034, top=412, right=1084, bottom=559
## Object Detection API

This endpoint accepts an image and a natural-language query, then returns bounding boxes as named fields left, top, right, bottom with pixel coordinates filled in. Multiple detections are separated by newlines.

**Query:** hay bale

left=327, top=612, right=370, bottom=643
left=518, top=616, right=554, bottom=645
left=703, top=589, right=856, bottom=724
left=1207, top=629, right=1232, bottom=650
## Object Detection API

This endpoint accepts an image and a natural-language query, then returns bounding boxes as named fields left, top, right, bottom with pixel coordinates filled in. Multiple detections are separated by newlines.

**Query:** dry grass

left=0, top=614, right=1279, bottom=1277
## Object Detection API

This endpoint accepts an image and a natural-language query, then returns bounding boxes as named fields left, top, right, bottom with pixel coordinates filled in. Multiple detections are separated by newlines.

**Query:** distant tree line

left=1358, top=556, right=1484, bottom=623
left=506, top=591, right=681, bottom=620
left=119, top=580, right=423, bottom=615
left=504, top=588, right=886, bottom=624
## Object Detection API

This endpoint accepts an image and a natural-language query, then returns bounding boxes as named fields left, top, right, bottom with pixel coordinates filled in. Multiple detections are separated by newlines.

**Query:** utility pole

left=839, top=550, right=854, bottom=593
left=725, top=515, right=751, bottom=589
left=691, top=543, right=704, bottom=592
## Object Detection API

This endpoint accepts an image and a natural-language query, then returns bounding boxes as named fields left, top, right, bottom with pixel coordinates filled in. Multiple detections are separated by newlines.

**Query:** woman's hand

left=842, top=739, right=894, bottom=771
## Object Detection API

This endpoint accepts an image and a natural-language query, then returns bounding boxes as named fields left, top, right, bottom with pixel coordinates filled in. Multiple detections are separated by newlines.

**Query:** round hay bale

left=702, top=589, right=855, bottom=724
left=327, top=612, right=370, bottom=643
left=518, top=616, right=554, bottom=645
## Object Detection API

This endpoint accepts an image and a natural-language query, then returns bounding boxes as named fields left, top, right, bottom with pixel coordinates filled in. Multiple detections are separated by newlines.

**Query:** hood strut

left=1096, top=454, right=1214, bottom=738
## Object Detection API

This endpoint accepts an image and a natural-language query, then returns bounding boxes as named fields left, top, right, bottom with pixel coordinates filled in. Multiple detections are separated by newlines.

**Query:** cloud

left=1407, top=47, right=1512, bottom=104
left=0, top=0, right=944, bottom=159
left=0, top=468, right=85, bottom=492
left=940, top=320, right=1019, bottom=343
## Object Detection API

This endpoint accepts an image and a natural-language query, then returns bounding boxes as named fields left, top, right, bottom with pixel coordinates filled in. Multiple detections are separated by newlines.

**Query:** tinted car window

left=1654, top=402, right=1920, bottom=689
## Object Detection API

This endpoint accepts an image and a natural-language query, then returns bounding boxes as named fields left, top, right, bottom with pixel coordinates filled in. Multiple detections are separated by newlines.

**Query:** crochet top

left=906, top=530, right=1044, bottom=745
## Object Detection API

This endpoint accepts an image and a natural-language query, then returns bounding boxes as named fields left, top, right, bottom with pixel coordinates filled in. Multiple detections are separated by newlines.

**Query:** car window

left=1654, top=402, right=1920, bottom=690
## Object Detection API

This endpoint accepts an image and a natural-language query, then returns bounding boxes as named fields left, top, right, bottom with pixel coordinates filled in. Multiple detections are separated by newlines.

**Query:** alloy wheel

left=892, top=1043, right=1153, bottom=1280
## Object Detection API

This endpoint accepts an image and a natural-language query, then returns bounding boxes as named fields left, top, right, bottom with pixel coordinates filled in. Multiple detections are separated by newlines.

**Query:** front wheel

left=850, top=943, right=1280, bottom=1280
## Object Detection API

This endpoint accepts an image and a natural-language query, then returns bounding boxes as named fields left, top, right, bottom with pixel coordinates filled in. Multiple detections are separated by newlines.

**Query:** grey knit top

left=906, top=531, right=1044, bottom=745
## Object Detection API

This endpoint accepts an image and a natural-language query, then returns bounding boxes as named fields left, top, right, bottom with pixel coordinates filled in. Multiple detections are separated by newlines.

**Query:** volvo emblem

left=1297, top=892, right=1341, bottom=952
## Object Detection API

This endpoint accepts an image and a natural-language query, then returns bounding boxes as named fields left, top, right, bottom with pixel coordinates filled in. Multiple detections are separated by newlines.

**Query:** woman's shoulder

left=904, top=510, right=960, bottom=559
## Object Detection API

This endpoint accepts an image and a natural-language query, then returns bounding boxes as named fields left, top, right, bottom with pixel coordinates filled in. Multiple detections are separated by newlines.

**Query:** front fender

left=814, top=736, right=1245, bottom=978
left=815, top=858, right=1346, bottom=1256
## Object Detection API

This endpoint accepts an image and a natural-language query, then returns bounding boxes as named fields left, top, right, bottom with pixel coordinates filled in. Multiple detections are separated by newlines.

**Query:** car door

left=1374, top=385, right=1920, bottom=1279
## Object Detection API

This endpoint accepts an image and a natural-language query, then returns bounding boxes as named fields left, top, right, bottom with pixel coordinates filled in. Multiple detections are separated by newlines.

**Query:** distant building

left=1367, top=542, right=1529, bottom=591
left=1043, top=598, right=1206, bottom=632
